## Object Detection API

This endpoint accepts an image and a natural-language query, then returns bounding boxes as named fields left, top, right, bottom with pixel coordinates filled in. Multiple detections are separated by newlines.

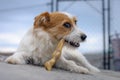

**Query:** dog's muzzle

left=65, top=34, right=87, bottom=47
left=65, top=40, right=80, bottom=47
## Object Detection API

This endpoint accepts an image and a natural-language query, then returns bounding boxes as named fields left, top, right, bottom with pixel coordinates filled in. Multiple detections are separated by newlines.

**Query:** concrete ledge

left=0, top=62, right=120, bottom=80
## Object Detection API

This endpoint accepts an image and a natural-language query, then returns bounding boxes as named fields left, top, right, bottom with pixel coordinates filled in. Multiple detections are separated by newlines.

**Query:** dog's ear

left=34, top=12, right=50, bottom=28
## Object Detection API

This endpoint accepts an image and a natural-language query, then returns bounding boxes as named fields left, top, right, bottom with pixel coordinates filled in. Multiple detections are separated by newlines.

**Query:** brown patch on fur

left=33, top=12, right=77, bottom=40
left=34, top=12, right=50, bottom=29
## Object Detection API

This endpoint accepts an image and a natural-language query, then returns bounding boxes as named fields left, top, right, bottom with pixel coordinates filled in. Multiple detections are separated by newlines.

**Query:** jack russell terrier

left=5, top=12, right=100, bottom=74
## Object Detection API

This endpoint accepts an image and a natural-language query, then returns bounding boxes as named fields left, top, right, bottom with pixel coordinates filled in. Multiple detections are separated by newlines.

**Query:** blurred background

left=0, top=0, right=120, bottom=71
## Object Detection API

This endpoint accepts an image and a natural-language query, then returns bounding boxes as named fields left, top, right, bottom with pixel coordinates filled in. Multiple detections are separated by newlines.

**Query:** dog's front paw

left=5, top=56, right=19, bottom=64
left=89, top=66, right=100, bottom=73
left=79, top=67, right=90, bottom=74
left=5, top=56, right=25, bottom=64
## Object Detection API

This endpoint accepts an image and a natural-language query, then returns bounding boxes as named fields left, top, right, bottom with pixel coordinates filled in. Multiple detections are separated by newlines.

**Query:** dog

left=5, top=12, right=100, bottom=74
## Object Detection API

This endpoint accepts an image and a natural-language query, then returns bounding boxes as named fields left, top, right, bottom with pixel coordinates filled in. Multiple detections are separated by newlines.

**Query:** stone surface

left=0, top=62, right=120, bottom=80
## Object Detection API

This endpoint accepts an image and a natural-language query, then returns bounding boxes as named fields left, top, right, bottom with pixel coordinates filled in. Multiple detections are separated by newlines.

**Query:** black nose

left=81, top=34, right=87, bottom=41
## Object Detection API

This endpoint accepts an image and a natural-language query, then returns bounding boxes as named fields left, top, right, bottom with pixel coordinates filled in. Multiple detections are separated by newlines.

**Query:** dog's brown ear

left=34, top=12, right=50, bottom=29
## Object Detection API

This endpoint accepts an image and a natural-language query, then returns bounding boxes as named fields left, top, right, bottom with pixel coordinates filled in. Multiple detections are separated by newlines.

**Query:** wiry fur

left=5, top=12, right=100, bottom=74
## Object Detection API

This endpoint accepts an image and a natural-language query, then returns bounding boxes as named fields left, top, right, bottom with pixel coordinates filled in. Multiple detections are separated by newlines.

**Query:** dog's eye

left=63, top=22, right=71, bottom=28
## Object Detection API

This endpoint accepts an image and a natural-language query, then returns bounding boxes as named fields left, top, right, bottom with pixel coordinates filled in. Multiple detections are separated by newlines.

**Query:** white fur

left=5, top=12, right=100, bottom=74
left=61, top=12, right=73, bottom=19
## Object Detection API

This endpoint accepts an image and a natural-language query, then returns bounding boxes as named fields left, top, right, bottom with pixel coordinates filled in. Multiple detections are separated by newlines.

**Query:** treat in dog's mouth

left=65, top=39, right=80, bottom=47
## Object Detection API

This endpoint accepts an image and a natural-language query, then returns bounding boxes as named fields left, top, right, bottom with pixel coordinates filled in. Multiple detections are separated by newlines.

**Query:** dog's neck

left=32, top=28, right=59, bottom=51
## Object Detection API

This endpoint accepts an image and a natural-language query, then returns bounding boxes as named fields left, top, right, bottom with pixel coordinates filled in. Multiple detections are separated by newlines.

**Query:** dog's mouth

left=65, top=39, right=80, bottom=47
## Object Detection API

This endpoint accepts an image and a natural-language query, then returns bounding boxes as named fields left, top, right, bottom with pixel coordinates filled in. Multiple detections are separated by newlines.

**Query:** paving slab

left=0, top=62, right=120, bottom=80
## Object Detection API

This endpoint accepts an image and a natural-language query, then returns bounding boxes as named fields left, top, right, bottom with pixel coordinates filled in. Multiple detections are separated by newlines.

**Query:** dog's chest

left=32, top=38, right=58, bottom=65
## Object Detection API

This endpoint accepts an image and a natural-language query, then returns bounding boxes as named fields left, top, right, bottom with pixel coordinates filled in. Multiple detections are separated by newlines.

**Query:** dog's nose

left=81, top=34, right=87, bottom=41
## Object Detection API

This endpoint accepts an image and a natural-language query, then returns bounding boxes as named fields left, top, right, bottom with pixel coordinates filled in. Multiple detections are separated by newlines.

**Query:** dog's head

left=34, top=12, right=87, bottom=48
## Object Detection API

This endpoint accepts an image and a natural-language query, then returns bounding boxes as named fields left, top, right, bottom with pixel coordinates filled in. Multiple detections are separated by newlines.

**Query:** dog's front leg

left=64, top=50, right=100, bottom=73
left=56, top=57, right=89, bottom=74
left=75, top=50, right=100, bottom=73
